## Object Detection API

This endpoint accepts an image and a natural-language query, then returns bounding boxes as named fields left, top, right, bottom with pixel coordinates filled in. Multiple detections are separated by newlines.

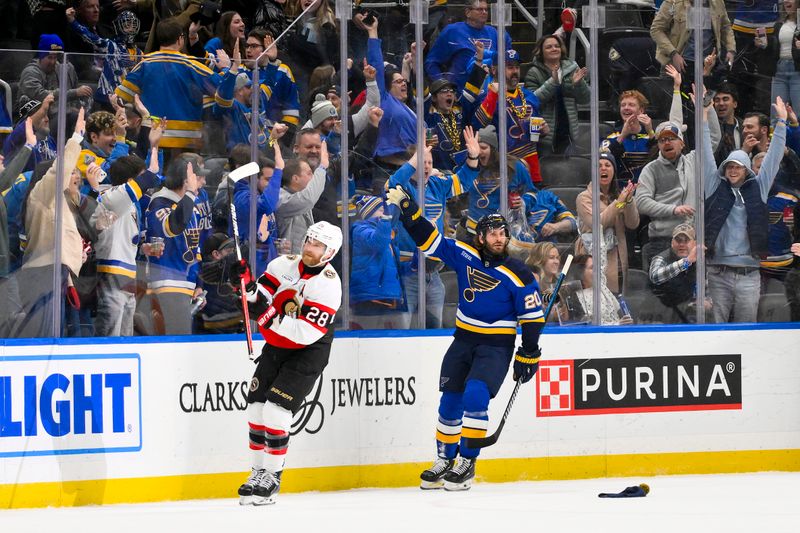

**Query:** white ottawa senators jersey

left=255, top=254, right=342, bottom=349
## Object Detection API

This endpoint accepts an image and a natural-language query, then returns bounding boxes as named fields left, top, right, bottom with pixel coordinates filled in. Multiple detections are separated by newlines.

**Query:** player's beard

left=482, top=239, right=508, bottom=261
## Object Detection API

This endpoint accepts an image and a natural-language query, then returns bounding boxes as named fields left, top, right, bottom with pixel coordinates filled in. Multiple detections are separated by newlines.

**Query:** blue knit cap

left=356, top=195, right=384, bottom=220
left=37, top=34, right=64, bottom=59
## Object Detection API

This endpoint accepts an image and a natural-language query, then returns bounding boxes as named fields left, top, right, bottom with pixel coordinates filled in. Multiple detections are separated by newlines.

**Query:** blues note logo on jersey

left=463, top=266, right=501, bottom=302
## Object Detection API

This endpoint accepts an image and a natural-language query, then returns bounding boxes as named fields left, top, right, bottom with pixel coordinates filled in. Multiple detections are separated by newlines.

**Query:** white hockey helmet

left=304, top=221, right=343, bottom=264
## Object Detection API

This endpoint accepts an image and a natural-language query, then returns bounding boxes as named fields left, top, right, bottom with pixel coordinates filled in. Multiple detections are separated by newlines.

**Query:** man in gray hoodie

left=275, top=131, right=328, bottom=254
left=701, top=96, right=787, bottom=323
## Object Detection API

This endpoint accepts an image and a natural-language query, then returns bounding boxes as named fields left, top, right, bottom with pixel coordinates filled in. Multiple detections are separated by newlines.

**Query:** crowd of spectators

left=0, top=0, right=799, bottom=338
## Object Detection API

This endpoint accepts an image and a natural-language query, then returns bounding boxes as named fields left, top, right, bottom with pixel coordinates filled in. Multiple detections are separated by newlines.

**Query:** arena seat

left=757, top=293, right=791, bottom=323
left=542, top=186, right=584, bottom=215
left=539, top=156, right=590, bottom=188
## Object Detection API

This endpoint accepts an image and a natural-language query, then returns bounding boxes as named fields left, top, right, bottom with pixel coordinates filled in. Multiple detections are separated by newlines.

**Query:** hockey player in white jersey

left=230, top=220, right=343, bottom=506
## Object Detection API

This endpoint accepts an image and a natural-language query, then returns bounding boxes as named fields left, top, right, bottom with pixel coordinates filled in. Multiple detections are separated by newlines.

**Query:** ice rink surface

left=3, top=472, right=798, bottom=533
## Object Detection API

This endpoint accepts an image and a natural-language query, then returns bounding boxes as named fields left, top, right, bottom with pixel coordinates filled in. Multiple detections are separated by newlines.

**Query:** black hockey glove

left=513, top=346, right=541, bottom=384
left=230, top=259, right=256, bottom=293
left=234, top=283, right=272, bottom=318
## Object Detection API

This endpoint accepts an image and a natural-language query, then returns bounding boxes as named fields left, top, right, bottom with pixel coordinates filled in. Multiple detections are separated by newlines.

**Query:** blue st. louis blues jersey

left=399, top=199, right=545, bottom=350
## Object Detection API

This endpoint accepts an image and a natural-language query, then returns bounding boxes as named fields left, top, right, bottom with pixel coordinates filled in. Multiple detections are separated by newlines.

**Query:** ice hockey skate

left=251, top=470, right=282, bottom=506
left=420, top=457, right=455, bottom=489
left=443, top=457, right=476, bottom=491
left=238, top=468, right=267, bottom=505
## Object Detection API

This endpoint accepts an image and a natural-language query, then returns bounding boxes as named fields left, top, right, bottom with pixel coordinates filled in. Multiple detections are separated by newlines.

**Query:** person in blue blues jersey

left=144, top=156, right=203, bottom=335
left=457, top=124, right=530, bottom=240
left=233, top=155, right=282, bottom=275
left=3, top=96, right=57, bottom=174
left=388, top=128, right=481, bottom=328
left=243, top=29, right=303, bottom=136
left=424, top=41, right=488, bottom=172
left=424, top=0, right=512, bottom=92
left=386, top=186, right=544, bottom=492
left=65, top=6, right=141, bottom=108
left=213, top=69, right=270, bottom=151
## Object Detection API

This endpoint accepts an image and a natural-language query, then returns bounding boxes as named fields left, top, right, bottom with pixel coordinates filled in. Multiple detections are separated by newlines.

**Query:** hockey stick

left=463, top=254, right=574, bottom=449
left=228, top=162, right=261, bottom=360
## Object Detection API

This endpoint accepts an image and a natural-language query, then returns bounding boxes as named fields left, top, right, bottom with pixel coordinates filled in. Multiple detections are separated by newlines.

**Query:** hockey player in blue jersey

left=386, top=185, right=545, bottom=491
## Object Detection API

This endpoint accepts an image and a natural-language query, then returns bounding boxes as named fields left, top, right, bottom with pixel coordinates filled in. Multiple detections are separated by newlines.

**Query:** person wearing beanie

left=306, top=93, right=341, bottom=155
left=575, top=150, right=639, bottom=295
left=350, top=195, right=405, bottom=329
left=424, top=44, right=489, bottom=172
left=309, top=94, right=338, bottom=131
left=457, top=124, right=523, bottom=240
left=18, top=34, right=91, bottom=114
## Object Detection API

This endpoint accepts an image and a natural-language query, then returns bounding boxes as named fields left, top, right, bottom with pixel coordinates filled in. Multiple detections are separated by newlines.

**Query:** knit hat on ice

left=310, top=94, right=338, bottom=129
left=356, top=195, right=384, bottom=220
left=478, top=125, right=499, bottom=151
left=37, top=34, right=63, bottom=59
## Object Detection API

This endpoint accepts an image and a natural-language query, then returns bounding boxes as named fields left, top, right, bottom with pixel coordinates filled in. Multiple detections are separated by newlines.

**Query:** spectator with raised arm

left=424, top=0, right=512, bottom=92
left=18, top=34, right=92, bottom=114
left=425, top=40, right=488, bottom=172
left=93, top=132, right=163, bottom=337
left=389, top=129, right=481, bottom=328
left=703, top=96, right=788, bottom=323
left=475, top=50, right=545, bottom=184
left=116, top=17, right=224, bottom=151
left=0, top=118, right=37, bottom=337
left=65, top=5, right=141, bottom=108
left=234, top=124, right=288, bottom=273
left=16, top=108, right=86, bottom=338
left=276, top=133, right=329, bottom=254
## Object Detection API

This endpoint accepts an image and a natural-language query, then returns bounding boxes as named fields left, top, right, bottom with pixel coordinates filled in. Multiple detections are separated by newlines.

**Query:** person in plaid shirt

left=648, top=223, right=705, bottom=323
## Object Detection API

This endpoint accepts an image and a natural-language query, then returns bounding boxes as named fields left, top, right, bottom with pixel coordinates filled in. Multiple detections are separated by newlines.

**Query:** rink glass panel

left=0, top=2, right=797, bottom=342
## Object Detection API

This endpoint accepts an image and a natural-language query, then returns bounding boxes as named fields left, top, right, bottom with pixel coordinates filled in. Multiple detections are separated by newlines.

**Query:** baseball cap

left=234, top=72, right=252, bottom=92
left=506, top=49, right=521, bottom=64
left=672, top=223, right=695, bottom=240
left=17, top=98, right=42, bottom=122
left=202, top=232, right=235, bottom=258
left=179, top=153, right=211, bottom=177
left=429, top=78, right=456, bottom=95
left=655, top=121, right=684, bottom=141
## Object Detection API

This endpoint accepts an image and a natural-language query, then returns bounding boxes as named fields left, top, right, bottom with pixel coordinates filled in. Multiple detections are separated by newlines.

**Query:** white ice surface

left=2, top=472, right=799, bottom=533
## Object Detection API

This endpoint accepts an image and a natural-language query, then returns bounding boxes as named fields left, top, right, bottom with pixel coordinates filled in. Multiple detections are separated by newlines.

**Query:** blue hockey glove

left=513, top=347, right=541, bottom=384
